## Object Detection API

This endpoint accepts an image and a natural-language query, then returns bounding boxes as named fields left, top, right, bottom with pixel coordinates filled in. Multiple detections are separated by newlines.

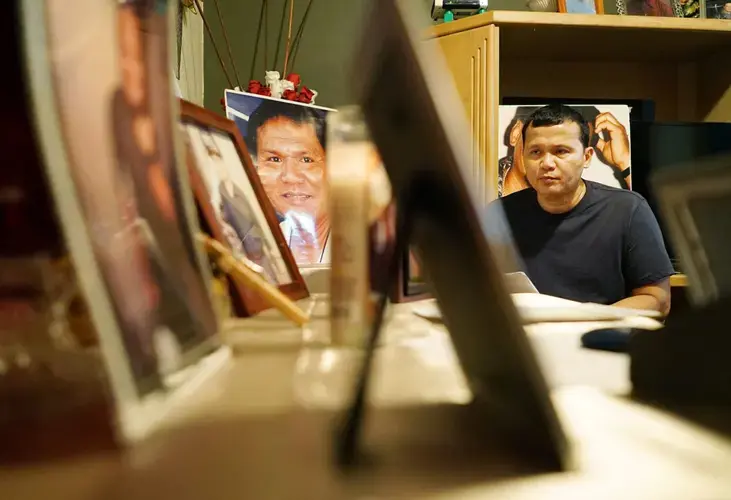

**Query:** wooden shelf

left=428, top=11, right=731, bottom=62
left=430, top=11, right=731, bottom=38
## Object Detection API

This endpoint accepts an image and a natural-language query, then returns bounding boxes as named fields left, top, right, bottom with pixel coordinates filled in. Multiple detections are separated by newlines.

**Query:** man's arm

left=613, top=278, right=671, bottom=315
left=618, top=198, right=676, bottom=315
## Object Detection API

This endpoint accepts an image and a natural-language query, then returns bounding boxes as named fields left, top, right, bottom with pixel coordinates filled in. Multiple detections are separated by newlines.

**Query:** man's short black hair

left=244, top=99, right=326, bottom=155
left=521, top=104, right=591, bottom=149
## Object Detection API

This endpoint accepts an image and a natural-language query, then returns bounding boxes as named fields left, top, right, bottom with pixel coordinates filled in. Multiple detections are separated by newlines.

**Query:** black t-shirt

left=493, top=181, right=675, bottom=304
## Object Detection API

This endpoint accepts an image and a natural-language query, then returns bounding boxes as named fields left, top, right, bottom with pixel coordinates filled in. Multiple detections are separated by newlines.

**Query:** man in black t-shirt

left=490, top=104, right=674, bottom=313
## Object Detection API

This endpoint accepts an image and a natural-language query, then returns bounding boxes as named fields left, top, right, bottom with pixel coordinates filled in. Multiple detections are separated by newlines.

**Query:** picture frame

left=224, top=89, right=336, bottom=266
left=390, top=248, right=431, bottom=303
left=20, top=0, right=226, bottom=449
left=179, top=99, right=309, bottom=317
left=702, top=0, right=731, bottom=18
left=679, top=0, right=702, bottom=17
left=616, top=0, right=683, bottom=16
left=558, top=0, right=605, bottom=14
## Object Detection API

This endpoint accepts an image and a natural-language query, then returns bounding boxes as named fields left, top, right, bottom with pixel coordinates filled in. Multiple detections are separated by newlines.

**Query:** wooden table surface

left=2, top=300, right=729, bottom=500
left=670, top=273, right=688, bottom=287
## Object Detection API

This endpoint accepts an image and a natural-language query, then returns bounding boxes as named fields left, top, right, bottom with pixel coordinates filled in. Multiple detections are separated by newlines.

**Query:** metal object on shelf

left=431, top=0, right=488, bottom=21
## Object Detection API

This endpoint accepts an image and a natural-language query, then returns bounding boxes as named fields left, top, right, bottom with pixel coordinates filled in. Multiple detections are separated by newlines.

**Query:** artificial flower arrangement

left=248, top=71, right=318, bottom=104
left=220, top=71, right=318, bottom=111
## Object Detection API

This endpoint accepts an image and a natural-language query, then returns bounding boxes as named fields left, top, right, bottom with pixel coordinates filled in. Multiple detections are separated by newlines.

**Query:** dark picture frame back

left=179, top=99, right=309, bottom=317
left=390, top=248, right=431, bottom=302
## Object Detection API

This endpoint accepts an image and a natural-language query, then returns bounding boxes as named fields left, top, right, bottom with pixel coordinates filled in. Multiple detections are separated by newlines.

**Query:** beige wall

left=202, top=1, right=616, bottom=112
left=203, top=0, right=392, bottom=112
left=177, top=6, right=205, bottom=105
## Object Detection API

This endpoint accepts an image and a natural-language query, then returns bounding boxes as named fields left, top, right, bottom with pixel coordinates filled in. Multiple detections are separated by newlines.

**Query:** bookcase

left=427, top=12, right=731, bottom=204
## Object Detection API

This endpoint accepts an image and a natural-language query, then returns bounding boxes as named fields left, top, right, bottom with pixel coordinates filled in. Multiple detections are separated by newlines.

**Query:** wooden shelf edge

left=427, top=11, right=731, bottom=39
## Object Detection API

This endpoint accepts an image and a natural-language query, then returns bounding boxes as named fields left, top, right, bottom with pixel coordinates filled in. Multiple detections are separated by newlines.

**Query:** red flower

left=247, top=80, right=264, bottom=94
left=299, top=86, right=315, bottom=101
left=285, top=73, right=301, bottom=88
left=257, top=87, right=272, bottom=97
left=219, top=97, right=226, bottom=111
left=295, top=92, right=311, bottom=104
left=282, top=89, right=297, bottom=101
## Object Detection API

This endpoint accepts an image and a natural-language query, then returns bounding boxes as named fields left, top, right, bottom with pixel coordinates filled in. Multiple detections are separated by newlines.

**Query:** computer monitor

left=352, top=0, right=569, bottom=469
left=653, top=152, right=731, bottom=308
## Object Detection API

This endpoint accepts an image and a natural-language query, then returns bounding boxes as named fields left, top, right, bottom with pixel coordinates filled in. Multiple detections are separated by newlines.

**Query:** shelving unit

left=427, top=12, right=731, bottom=202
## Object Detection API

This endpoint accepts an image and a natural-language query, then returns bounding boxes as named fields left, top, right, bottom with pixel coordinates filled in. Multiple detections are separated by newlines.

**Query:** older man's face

left=255, top=117, right=327, bottom=221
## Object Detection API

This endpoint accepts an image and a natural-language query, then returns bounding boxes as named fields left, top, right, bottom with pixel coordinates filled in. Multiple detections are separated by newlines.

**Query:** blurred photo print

left=225, top=90, right=336, bottom=265
left=618, top=0, right=682, bottom=15
left=498, top=105, right=632, bottom=198
left=558, top=0, right=603, bottom=14
left=705, top=0, right=731, bottom=17
left=44, top=0, right=217, bottom=397
left=183, top=124, right=292, bottom=286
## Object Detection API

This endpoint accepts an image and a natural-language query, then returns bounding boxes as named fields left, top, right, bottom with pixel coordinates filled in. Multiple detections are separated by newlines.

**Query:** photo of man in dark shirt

left=488, top=104, right=674, bottom=314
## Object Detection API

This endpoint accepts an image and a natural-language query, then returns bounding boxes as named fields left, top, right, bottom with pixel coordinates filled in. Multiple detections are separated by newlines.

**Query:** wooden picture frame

left=390, top=248, right=431, bottom=303
left=702, top=0, right=731, bottom=18
left=558, top=0, right=605, bottom=14
left=179, top=100, right=309, bottom=317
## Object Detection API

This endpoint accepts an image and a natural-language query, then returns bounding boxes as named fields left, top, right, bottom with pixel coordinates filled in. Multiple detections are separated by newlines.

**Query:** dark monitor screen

left=630, top=121, right=731, bottom=267
left=653, top=153, right=731, bottom=306
left=687, top=194, right=731, bottom=299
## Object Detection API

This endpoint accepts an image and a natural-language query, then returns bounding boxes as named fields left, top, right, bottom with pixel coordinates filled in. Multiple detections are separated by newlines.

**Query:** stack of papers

left=412, top=293, right=663, bottom=325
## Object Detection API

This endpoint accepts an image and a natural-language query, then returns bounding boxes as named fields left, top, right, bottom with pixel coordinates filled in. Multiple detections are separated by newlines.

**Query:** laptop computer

left=344, top=0, right=570, bottom=470
left=505, top=272, right=539, bottom=294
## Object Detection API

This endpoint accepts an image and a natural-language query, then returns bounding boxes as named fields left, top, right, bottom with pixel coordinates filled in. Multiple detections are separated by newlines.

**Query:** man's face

left=255, top=117, right=326, bottom=220
left=522, top=121, right=592, bottom=199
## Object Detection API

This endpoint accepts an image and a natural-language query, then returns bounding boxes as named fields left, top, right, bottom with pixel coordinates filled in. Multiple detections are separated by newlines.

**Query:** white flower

left=281, top=79, right=295, bottom=92
left=265, top=71, right=283, bottom=98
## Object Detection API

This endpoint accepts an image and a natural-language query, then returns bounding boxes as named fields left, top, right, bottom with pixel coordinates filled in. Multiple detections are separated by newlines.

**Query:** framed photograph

left=617, top=0, right=683, bottom=16
left=390, top=248, right=431, bottom=303
left=703, top=0, right=731, bottom=17
left=558, top=0, right=605, bottom=14
left=497, top=104, right=632, bottom=198
left=180, top=99, right=309, bottom=316
left=225, top=89, right=336, bottom=266
left=679, top=0, right=702, bottom=16
left=23, top=0, right=224, bottom=446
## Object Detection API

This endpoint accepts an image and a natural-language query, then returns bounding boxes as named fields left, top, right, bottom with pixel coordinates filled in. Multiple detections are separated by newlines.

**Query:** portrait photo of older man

left=226, top=91, right=336, bottom=266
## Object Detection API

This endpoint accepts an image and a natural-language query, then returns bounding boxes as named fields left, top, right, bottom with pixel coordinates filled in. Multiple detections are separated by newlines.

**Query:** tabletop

left=2, top=300, right=730, bottom=499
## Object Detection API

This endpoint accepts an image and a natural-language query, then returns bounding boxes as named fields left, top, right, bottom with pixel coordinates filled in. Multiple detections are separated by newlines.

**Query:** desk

left=670, top=273, right=688, bottom=287
left=2, top=301, right=730, bottom=499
